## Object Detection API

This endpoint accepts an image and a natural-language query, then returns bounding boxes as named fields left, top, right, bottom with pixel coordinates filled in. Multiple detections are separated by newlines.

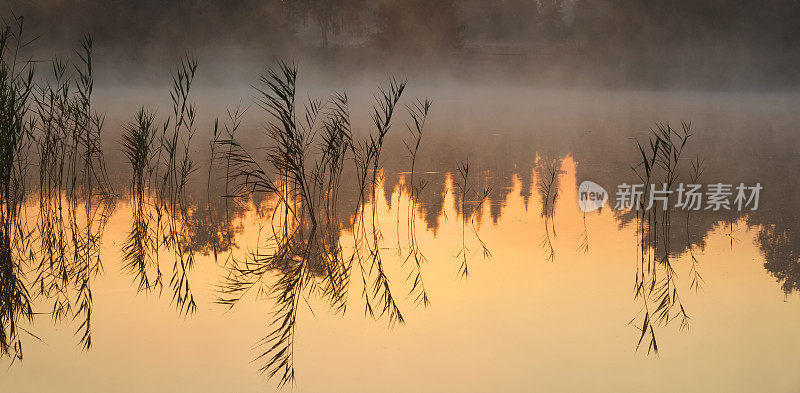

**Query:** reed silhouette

left=453, top=160, right=492, bottom=278
left=537, top=157, right=561, bottom=262
left=119, top=56, right=200, bottom=316
left=206, top=62, right=442, bottom=386
left=1, top=17, right=116, bottom=357
left=0, top=16, right=35, bottom=362
left=31, top=33, right=115, bottom=351
left=402, top=98, right=431, bottom=306
left=121, top=109, right=160, bottom=292
left=627, top=123, right=693, bottom=354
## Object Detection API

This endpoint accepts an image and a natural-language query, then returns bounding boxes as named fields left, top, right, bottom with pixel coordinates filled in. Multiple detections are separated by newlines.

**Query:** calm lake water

left=2, top=87, right=800, bottom=392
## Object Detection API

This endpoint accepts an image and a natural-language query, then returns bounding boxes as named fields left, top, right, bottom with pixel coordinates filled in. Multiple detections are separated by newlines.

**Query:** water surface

left=3, top=88, right=800, bottom=393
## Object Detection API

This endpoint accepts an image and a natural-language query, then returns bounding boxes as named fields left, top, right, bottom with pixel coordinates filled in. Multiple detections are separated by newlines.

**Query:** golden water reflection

left=2, top=155, right=800, bottom=393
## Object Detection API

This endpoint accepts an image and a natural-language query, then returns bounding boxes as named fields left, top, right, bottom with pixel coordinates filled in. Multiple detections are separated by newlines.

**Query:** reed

left=207, top=105, right=246, bottom=261
left=316, top=92, right=352, bottom=312
left=686, top=156, right=705, bottom=292
left=0, top=16, right=35, bottom=361
left=537, top=157, right=560, bottom=262
left=363, top=79, right=406, bottom=325
left=29, top=32, right=115, bottom=351
left=454, top=160, right=492, bottom=278
left=402, top=98, right=431, bottom=306
left=578, top=211, right=590, bottom=253
left=69, top=35, right=115, bottom=350
left=208, top=62, right=437, bottom=386
left=159, top=56, right=199, bottom=316
left=213, top=62, right=356, bottom=386
left=2, top=14, right=438, bottom=380
left=32, top=57, right=71, bottom=320
left=629, top=122, right=693, bottom=354
left=121, top=109, right=161, bottom=292
left=116, top=56, right=202, bottom=317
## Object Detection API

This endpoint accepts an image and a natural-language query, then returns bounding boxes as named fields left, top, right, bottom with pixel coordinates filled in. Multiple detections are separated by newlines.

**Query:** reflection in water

left=25, top=33, right=114, bottom=355
left=1, top=21, right=35, bottom=361
left=6, top=128, right=800, bottom=388
left=121, top=109, right=161, bottom=292
left=626, top=123, right=694, bottom=354
left=685, top=157, right=706, bottom=292
left=3, top=27, right=800, bottom=388
left=120, top=57, right=201, bottom=316
left=202, top=63, right=447, bottom=385
left=759, top=225, right=800, bottom=295
left=453, top=161, right=492, bottom=277
left=537, top=157, right=562, bottom=262
left=213, top=64, right=357, bottom=385
left=400, top=99, right=432, bottom=307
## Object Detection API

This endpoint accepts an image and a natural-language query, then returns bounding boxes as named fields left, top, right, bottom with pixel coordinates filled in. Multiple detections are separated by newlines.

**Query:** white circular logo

left=578, top=181, right=607, bottom=213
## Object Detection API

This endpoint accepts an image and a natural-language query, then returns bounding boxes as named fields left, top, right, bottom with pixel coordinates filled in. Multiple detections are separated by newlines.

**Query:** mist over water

left=8, top=0, right=800, bottom=89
